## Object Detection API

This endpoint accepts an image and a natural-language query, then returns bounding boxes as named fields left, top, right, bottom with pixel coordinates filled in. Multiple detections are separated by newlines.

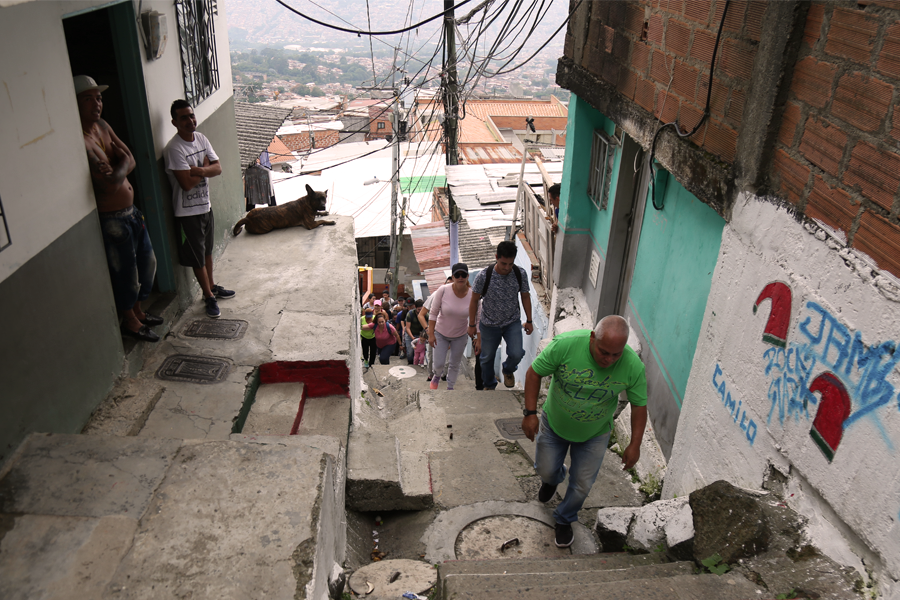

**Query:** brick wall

left=772, top=1, right=900, bottom=279
left=368, top=105, right=393, bottom=140
left=572, top=0, right=763, bottom=163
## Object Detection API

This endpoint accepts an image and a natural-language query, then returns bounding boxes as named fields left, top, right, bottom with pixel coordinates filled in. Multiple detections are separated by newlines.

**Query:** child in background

left=414, top=330, right=427, bottom=366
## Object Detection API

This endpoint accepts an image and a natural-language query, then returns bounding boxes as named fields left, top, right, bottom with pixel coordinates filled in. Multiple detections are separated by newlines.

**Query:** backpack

left=481, top=263, right=523, bottom=297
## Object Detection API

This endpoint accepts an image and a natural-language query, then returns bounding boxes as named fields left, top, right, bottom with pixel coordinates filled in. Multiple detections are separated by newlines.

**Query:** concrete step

left=0, top=432, right=344, bottom=600
left=441, top=572, right=764, bottom=600
left=242, top=381, right=302, bottom=435
left=346, top=429, right=432, bottom=511
left=441, top=560, right=696, bottom=597
left=438, top=551, right=671, bottom=576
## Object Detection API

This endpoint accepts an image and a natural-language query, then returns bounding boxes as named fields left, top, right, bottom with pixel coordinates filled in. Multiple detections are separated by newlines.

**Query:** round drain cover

left=348, top=559, right=436, bottom=597
left=389, top=366, right=417, bottom=379
left=456, top=515, right=571, bottom=560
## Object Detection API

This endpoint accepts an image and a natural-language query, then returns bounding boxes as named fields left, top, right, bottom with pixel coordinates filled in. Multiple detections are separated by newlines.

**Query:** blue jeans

left=403, top=331, right=416, bottom=364
left=534, top=411, right=610, bottom=525
left=479, top=320, right=525, bottom=389
left=377, top=343, right=395, bottom=364
left=99, top=206, right=157, bottom=311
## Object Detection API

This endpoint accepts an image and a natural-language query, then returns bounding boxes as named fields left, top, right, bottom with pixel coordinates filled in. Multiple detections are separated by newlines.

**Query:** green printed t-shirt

left=532, top=329, right=647, bottom=442
left=360, top=316, right=375, bottom=339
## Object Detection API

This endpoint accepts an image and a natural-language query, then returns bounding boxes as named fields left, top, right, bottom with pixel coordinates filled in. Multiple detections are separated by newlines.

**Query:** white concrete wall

left=141, top=0, right=233, bottom=154
left=0, top=0, right=233, bottom=285
left=0, top=1, right=97, bottom=284
left=664, top=194, right=900, bottom=594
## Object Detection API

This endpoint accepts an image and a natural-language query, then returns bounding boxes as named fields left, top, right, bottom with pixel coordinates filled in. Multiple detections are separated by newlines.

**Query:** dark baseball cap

left=451, top=262, right=468, bottom=277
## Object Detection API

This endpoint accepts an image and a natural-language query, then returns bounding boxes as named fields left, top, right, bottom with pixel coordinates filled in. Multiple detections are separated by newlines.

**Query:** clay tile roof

left=267, top=136, right=294, bottom=164
left=234, top=102, right=292, bottom=170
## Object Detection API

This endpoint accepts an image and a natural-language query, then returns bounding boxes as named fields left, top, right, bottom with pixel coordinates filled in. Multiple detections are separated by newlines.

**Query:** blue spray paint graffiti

left=712, top=363, right=758, bottom=445
left=764, top=301, right=900, bottom=450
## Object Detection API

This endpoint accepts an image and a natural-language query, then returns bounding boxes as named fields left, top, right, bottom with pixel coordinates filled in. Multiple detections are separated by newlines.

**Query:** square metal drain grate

left=182, top=319, right=248, bottom=340
left=156, top=355, right=231, bottom=384
left=495, top=418, right=527, bottom=440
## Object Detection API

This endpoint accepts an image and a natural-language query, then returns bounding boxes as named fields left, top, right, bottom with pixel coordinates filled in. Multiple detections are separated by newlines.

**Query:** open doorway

left=63, top=1, right=175, bottom=292
left=596, top=134, right=649, bottom=318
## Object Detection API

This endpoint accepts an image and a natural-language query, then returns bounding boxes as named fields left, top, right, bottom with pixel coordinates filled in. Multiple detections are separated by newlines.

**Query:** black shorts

left=176, top=210, right=214, bottom=268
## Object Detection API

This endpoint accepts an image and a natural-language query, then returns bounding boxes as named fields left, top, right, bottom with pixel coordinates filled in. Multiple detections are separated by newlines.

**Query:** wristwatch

left=523, top=409, right=537, bottom=416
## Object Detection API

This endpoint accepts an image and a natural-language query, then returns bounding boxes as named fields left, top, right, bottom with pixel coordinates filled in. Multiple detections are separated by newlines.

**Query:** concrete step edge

left=441, top=561, right=696, bottom=595
left=437, top=551, right=670, bottom=576
left=440, top=572, right=764, bottom=600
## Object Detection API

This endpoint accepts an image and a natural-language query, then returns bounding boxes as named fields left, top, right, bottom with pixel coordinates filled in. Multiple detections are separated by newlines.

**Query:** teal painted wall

left=559, top=95, right=621, bottom=259
left=628, top=174, right=725, bottom=406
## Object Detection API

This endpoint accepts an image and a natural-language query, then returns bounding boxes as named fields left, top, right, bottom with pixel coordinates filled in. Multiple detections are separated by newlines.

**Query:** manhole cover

left=156, top=355, right=230, bottom=384
left=495, top=417, right=527, bottom=439
left=456, top=515, right=570, bottom=560
left=389, top=365, right=417, bottom=379
left=182, top=319, right=248, bottom=340
left=348, top=559, right=435, bottom=597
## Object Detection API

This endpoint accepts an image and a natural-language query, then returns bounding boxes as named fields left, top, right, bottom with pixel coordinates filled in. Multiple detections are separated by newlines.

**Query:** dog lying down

left=233, top=184, right=336, bottom=235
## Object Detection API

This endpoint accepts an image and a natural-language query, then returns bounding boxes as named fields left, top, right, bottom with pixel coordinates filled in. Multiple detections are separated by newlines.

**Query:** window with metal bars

left=0, top=195, right=10, bottom=253
left=175, top=0, right=220, bottom=106
left=588, top=129, right=615, bottom=210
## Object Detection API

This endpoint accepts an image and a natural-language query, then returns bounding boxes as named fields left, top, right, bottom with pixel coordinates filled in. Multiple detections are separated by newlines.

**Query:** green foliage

left=654, top=543, right=665, bottom=553
left=700, top=554, right=731, bottom=575
left=775, top=590, right=798, bottom=600
left=638, top=471, right=663, bottom=498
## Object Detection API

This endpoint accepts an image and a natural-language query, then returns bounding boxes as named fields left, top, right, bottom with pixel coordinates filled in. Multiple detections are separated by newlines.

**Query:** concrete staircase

left=346, top=359, right=534, bottom=513
left=436, top=552, right=765, bottom=599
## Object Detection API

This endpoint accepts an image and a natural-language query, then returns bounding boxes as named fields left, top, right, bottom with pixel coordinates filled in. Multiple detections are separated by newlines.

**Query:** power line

left=273, top=0, right=475, bottom=37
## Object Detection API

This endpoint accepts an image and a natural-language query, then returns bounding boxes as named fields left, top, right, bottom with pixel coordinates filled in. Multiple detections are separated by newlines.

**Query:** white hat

left=74, top=75, right=109, bottom=96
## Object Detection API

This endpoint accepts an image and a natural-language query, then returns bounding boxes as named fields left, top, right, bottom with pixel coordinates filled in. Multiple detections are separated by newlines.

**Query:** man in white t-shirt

left=164, top=100, right=235, bottom=318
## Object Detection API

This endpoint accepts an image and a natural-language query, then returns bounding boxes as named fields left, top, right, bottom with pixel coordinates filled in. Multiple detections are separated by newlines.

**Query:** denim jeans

left=99, top=206, right=157, bottom=311
left=478, top=320, right=525, bottom=389
left=534, top=411, right=610, bottom=525
left=377, top=343, right=395, bottom=364
left=403, top=331, right=415, bottom=364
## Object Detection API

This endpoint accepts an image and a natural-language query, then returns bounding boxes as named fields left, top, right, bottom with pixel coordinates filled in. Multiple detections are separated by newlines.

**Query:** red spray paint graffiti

left=809, top=372, right=852, bottom=462
left=753, top=282, right=792, bottom=348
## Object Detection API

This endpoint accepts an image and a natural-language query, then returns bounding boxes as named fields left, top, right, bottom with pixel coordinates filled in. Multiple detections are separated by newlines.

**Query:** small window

left=588, top=129, right=615, bottom=210
left=377, top=122, right=386, bottom=130
left=0, top=194, right=10, bottom=253
left=175, top=0, right=220, bottom=106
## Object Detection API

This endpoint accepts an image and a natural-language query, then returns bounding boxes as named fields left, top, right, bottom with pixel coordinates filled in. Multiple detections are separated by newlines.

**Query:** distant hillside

left=222, top=0, right=566, bottom=55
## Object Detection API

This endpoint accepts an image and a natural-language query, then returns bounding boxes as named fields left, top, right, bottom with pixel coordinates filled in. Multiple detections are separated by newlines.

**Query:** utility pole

left=443, top=0, right=461, bottom=265
left=359, top=49, right=404, bottom=300
left=389, top=93, right=401, bottom=300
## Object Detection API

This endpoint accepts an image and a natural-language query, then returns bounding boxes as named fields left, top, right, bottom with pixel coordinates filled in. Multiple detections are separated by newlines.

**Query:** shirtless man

left=76, top=75, right=161, bottom=342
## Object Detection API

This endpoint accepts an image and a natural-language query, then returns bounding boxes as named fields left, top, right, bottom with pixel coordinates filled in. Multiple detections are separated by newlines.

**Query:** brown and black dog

left=233, top=184, right=335, bottom=235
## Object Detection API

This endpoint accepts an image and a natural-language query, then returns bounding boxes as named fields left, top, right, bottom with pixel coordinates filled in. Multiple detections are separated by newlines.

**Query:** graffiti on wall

left=754, top=282, right=792, bottom=347
left=755, top=283, right=900, bottom=460
left=712, top=363, right=759, bottom=445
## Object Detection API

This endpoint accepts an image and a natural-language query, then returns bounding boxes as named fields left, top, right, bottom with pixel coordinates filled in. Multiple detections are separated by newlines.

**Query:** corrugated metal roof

left=234, top=103, right=292, bottom=170
left=459, top=144, right=522, bottom=164
left=409, top=221, right=449, bottom=273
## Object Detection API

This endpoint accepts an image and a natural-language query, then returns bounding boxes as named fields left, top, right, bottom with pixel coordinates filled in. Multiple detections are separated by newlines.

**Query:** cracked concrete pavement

left=0, top=216, right=359, bottom=600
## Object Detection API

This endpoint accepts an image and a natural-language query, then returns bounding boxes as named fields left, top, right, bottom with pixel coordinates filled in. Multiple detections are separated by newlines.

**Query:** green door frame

left=106, top=1, right=176, bottom=292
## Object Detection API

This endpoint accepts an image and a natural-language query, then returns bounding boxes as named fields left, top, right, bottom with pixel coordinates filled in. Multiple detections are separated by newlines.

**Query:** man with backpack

left=468, top=240, right=533, bottom=389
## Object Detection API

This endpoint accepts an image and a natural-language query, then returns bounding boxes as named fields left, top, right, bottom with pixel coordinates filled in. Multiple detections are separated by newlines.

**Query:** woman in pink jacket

left=427, top=263, right=472, bottom=390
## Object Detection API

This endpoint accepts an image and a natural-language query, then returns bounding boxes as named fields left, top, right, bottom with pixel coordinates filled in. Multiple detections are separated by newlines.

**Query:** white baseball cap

left=74, top=75, right=109, bottom=96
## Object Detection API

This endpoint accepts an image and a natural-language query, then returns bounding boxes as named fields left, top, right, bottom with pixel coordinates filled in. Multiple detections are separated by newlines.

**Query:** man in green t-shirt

left=522, top=315, right=648, bottom=548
